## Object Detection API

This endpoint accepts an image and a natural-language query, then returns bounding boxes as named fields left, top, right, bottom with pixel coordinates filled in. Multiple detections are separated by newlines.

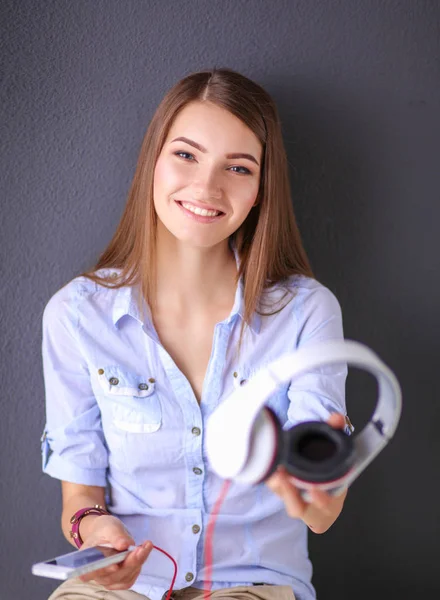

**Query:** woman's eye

left=174, top=151, right=251, bottom=175
left=174, top=151, right=194, bottom=161
left=229, top=166, right=251, bottom=175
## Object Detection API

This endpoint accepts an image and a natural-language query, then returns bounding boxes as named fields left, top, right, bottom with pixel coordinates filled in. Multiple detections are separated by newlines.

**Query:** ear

left=253, top=180, right=264, bottom=207
left=253, top=191, right=261, bottom=207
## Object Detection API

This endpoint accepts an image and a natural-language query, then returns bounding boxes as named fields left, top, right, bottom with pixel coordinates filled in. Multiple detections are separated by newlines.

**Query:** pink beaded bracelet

left=69, top=505, right=110, bottom=548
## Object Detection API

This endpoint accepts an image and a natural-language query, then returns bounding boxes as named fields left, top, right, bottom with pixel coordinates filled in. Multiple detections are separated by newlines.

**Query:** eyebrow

left=170, top=136, right=260, bottom=166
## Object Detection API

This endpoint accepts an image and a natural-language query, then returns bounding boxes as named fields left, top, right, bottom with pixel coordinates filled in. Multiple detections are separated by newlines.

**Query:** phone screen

left=45, top=546, right=123, bottom=569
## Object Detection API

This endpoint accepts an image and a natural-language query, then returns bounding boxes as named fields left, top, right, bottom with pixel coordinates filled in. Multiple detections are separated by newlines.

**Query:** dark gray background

left=1, top=1, right=439, bottom=599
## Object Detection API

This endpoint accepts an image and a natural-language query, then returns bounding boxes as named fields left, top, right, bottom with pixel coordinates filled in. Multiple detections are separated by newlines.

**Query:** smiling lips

left=175, top=200, right=225, bottom=220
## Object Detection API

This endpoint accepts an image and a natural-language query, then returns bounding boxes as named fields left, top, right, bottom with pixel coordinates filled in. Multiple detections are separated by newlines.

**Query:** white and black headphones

left=206, top=340, right=402, bottom=500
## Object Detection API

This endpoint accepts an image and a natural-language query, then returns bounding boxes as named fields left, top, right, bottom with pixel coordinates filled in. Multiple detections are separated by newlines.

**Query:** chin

left=176, top=235, right=228, bottom=250
left=156, top=214, right=233, bottom=250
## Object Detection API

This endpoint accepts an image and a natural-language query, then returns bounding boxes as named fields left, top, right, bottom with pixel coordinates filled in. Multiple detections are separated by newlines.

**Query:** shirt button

left=98, top=368, right=104, bottom=375
left=109, top=377, right=119, bottom=386
left=193, top=467, right=202, bottom=475
left=185, top=572, right=194, bottom=582
left=191, top=427, right=201, bottom=436
left=138, top=383, right=149, bottom=391
left=192, top=524, right=200, bottom=534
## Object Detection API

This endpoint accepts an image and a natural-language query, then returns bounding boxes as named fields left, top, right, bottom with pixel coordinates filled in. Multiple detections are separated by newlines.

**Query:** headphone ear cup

left=234, top=407, right=283, bottom=485
left=284, top=421, right=355, bottom=484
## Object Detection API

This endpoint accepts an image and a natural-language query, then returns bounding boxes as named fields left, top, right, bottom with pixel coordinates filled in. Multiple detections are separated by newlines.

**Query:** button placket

left=187, top=323, right=228, bottom=509
left=233, top=370, right=248, bottom=389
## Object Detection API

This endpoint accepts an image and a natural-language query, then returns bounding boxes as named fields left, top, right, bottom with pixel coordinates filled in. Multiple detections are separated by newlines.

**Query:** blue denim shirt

left=41, top=269, right=350, bottom=600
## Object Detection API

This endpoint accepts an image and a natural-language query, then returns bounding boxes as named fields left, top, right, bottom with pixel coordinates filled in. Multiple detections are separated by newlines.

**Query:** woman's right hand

left=79, top=514, right=153, bottom=591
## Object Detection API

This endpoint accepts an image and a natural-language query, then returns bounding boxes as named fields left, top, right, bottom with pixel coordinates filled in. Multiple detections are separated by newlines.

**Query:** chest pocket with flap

left=97, top=366, right=161, bottom=433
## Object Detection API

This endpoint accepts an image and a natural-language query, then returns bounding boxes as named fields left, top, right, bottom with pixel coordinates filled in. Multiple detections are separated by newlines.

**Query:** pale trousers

left=48, top=580, right=296, bottom=600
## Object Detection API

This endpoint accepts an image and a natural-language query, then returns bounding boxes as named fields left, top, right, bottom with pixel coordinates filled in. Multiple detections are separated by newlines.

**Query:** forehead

left=166, top=101, right=262, bottom=158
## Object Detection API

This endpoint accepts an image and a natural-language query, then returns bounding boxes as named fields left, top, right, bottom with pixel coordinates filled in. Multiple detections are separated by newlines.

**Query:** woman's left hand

left=265, top=413, right=348, bottom=534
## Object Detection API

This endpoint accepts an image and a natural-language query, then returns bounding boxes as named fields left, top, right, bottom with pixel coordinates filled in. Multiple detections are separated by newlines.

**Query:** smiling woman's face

left=153, top=101, right=263, bottom=249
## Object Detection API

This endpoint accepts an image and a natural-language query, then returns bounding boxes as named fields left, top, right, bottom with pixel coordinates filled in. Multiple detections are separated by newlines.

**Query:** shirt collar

left=112, top=276, right=145, bottom=327
left=224, top=276, right=262, bottom=334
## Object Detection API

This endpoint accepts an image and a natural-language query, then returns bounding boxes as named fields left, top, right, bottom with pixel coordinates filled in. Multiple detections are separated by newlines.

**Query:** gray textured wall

left=1, top=1, right=439, bottom=599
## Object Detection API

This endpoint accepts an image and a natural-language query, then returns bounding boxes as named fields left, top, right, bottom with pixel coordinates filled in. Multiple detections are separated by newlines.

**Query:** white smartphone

left=31, top=544, right=137, bottom=580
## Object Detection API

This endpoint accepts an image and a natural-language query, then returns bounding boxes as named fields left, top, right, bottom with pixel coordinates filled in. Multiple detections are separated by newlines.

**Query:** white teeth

left=181, top=201, right=221, bottom=217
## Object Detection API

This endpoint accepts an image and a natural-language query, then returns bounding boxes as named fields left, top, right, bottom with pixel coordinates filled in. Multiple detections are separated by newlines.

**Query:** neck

left=154, top=224, right=238, bottom=313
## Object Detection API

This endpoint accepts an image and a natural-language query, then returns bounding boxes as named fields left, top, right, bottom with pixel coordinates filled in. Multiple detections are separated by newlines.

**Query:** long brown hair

left=80, top=67, right=313, bottom=333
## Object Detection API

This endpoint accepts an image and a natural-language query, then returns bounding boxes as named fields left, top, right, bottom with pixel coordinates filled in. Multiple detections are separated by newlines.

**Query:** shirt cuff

left=42, top=444, right=107, bottom=487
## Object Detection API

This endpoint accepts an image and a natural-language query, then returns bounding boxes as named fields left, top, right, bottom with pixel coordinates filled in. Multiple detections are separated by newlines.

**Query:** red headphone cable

left=152, top=545, right=178, bottom=600
left=203, top=479, right=232, bottom=600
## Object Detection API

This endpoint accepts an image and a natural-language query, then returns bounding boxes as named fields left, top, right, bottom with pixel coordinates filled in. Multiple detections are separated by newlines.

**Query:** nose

left=192, top=166, right=222, bottom=201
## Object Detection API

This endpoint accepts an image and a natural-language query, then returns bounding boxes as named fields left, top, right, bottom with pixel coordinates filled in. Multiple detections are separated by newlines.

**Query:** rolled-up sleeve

left=41, top=284, right=108, bottom=486
left=287, top=285, right=353, bottom=435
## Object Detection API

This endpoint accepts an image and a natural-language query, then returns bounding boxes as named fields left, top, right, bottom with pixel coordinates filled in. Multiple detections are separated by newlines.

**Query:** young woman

left=41, top=68, right=352, bottom=600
